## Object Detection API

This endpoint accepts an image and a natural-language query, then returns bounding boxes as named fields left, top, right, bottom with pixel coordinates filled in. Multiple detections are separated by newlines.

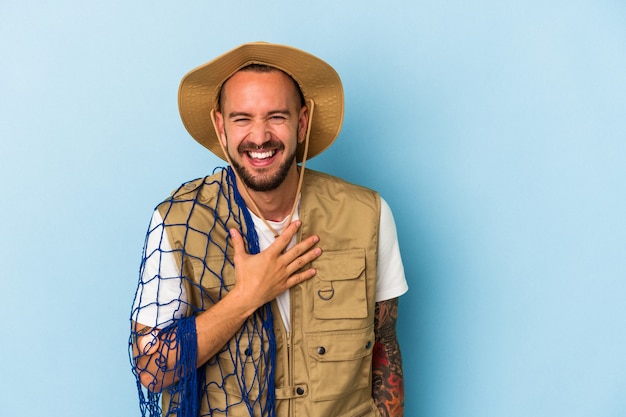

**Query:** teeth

left=248, top=150, right=275, bottom=159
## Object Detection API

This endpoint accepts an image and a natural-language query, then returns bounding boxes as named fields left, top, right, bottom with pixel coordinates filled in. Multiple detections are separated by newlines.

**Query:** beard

left=228, top=139, right=297, bottom=192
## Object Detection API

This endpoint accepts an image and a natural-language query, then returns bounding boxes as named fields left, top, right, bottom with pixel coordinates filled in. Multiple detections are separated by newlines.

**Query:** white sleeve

left=131, top=210, right=189, bottom=328
left=375, top=198, right=409, bottom=302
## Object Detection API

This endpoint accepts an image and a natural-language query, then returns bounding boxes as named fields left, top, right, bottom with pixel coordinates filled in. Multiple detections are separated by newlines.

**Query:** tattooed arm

left=373, top=297, right=404, bottom=417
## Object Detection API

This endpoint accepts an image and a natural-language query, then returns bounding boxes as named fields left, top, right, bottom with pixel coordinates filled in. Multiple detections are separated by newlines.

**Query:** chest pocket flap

left=313, top=249, right=368, bottom=319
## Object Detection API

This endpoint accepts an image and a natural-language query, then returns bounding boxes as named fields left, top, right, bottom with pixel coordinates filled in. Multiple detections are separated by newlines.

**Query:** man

left=130, top=42, right=408, bottom=417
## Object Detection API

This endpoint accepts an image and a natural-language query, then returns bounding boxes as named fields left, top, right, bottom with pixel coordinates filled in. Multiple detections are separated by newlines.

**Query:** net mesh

left=129, top=167, right=276, bottom=417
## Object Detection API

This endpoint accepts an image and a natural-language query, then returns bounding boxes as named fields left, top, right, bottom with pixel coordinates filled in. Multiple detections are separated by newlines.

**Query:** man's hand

left=228, top=220, right=322, bottom=316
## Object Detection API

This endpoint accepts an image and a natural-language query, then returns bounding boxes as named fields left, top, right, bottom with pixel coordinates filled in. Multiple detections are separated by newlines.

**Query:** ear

left=214, top=111, right=228, bottom=147
left=297, top=105, right=309, bottom=144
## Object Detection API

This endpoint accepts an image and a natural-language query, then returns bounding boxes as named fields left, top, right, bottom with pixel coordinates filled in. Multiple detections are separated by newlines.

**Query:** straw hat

left=178, top=42, right=344, bottom=162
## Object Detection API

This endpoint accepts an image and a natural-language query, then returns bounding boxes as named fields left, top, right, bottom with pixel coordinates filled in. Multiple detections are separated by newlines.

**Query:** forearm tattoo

left=372, top=298, right=404, bottom=417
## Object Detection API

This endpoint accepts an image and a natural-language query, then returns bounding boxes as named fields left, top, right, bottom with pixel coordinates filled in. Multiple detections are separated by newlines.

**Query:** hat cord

left=210, top=99, right=314, bottom=238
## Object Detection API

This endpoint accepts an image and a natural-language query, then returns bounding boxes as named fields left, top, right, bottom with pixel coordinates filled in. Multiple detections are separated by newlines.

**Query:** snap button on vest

left=365, top=341, right=372, bottom=349
left=317, top=346, right=326, bottom=355
left=296, top=387, right=305, bottom=396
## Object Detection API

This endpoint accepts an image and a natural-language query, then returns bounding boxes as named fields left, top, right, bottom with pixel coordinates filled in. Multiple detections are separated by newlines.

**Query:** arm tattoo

left=132, top=324, right=153, bottom=344
left=372, top=298, right=404, bottom=417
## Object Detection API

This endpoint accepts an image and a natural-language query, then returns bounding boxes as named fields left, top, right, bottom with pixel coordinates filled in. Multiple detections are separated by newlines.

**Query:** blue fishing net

left=129, top=167, right=276, bottom=417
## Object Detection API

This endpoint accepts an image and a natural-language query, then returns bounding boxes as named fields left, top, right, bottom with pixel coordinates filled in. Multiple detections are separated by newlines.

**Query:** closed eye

left=269, top=115, right=287, bottom=124
left=268, top=110, right=290, bottom=124
left=229, top=113, right=253, bottom=126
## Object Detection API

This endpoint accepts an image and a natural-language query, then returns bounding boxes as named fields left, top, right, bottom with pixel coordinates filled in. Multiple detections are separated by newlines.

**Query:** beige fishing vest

left=159, top=168, right=381, bottom=417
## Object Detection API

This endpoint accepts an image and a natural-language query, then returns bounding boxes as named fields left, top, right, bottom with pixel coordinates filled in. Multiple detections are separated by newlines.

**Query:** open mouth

left=247, top=150, right=276, bottom=160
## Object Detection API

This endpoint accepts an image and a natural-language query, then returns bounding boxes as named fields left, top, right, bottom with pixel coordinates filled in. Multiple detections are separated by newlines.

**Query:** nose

left=246, top=120, right=271, bottom=145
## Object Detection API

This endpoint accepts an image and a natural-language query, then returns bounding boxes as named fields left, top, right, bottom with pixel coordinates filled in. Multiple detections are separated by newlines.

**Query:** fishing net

left=129, top=167, right=276, bottom=417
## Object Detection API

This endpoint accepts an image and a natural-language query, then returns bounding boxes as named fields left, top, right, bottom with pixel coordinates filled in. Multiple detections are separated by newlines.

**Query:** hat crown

left=178, top=42, right=344, bottom=162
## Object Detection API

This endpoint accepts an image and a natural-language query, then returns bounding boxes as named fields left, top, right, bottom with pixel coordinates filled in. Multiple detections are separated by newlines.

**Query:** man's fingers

left=229, top=228, right=246, bottom=256
left=285, top=244, right=322, bottom=275
left=282, top=232, right=320, bottom=264
left=229, top=221, right=320, bottom=293
left=286, top=267, right=317, bottom=288
left=269, top=220, right=302, bottom=253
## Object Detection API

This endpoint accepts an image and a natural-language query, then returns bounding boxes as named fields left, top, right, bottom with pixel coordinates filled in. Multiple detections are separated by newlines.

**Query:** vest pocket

left=202, top=327, right=268, bottom=414
left=304, top=326, right=375, bottom=401
left=187, top=255, right=236, bottom=305
left=312, top=249, right=368, bottom=319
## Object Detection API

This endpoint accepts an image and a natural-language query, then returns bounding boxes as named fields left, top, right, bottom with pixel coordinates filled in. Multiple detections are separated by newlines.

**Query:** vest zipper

left=287, top=288, right=295, bottom=417
left=286, top=227, right=302, bottom=417
left=273, top=298, right=294, bottom=416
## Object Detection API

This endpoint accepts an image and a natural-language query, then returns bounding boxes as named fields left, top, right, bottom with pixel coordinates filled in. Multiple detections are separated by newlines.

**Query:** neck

left=236, top=164, right=301, bottom=222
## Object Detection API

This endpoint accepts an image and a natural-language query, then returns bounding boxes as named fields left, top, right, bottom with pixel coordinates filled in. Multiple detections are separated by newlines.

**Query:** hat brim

left=178, top=42, right=344, bottom=162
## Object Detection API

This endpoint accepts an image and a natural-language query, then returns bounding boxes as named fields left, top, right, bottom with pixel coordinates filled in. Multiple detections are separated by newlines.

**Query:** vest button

left=296, top=387, right=305, bottom=395
left=317, top=346, right=326, bottom=355
left=365, top=341, right=372, bottom=349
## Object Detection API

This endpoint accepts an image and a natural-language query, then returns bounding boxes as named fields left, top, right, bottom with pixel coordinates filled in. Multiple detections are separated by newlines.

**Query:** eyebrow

left=228, top=109, right=292, bottom=119
left=228, top=111, right=253, bottom=119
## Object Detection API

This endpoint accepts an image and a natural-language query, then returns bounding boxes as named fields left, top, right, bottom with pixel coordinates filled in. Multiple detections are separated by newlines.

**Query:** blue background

left=1, top=1, right=625, bottom=416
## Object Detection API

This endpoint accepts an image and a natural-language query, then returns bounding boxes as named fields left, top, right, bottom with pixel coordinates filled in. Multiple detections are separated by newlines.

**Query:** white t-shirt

left=132, top=197, right=408, bottom=332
